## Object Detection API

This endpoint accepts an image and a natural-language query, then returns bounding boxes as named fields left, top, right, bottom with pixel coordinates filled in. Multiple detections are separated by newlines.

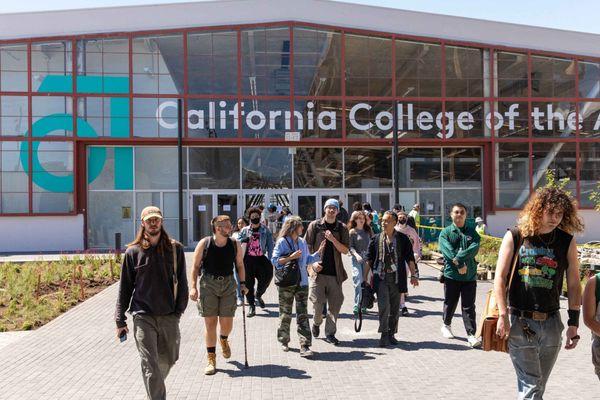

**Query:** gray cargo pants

left=133, top=313, right=181, bottom=400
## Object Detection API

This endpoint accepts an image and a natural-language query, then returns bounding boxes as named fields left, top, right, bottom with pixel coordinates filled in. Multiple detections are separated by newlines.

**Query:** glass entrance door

left=190, top=192, right=240, bottom=246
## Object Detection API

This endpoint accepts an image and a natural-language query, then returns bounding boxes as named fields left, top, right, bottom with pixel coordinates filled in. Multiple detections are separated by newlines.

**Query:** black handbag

left=274, top=237, right=301, bottom=287
left=354, top=281, right=376, bottom=332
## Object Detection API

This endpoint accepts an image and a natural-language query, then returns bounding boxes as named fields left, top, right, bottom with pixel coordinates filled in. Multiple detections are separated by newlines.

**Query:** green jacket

left=438, top=223, right=480, bottom=282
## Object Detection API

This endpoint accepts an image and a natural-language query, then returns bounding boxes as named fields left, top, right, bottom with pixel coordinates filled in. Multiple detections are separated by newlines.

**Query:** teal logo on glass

left=20, top=75, right=133, bottom=191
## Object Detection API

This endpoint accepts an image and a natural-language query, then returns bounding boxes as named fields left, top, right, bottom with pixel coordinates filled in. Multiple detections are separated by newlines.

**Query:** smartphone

left=119, top=330, right=127, bottom=342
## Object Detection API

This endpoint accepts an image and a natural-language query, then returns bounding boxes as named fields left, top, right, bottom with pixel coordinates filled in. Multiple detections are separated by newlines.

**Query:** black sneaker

left=312, top=324, right=320, bottom=338
left=256, top=297, right=266, bottom=309
left=299, top=346, right=314, bottom=358
left=379, top=334, right=390, bottom=348
left=325, top=335, right=340, bottom=346
left=247, top=305, right=256, bottom=318
left=389, top=335, right=399, bottom=345
left=401, top=307, right=409, bottom=317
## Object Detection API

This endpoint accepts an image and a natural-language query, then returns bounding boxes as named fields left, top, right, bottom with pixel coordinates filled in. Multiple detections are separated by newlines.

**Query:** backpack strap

left=171, top=240, right=178, bottom=300
left=595, top=273, right=600, bottom=305
left=506, top=228, right=523, bottom=292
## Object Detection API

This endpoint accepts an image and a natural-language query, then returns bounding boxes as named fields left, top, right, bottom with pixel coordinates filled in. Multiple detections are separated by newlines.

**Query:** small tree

left=589, top=182, right=600, bottom=212
left=543, top=169, right=572, bottom=196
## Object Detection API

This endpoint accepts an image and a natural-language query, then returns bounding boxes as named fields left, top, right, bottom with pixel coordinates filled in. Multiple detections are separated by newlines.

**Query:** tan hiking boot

left=204, top=353, right=217, bottom=375
left=220, top=337, right=231, bottom=359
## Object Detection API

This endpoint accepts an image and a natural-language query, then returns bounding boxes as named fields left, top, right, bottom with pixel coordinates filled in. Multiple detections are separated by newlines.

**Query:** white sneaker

left=441, top=324, right=455, bottom=339
left=467, top=335, right=482, bottom=348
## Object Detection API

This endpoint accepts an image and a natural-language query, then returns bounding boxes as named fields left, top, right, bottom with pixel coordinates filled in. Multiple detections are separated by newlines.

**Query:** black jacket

left=366, top=231, right=415, bottom=293
left=115, top=242, right=188, bottom=328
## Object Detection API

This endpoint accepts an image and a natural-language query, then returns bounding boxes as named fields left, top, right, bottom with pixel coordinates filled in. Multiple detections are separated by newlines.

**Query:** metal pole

left=393, top=100, right=399, bottom=205
left=177, top=99, right=184, bottom=243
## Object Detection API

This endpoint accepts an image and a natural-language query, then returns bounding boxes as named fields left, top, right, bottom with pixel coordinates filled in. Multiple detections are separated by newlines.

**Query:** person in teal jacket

left=438, top=203, right=481, bottom=348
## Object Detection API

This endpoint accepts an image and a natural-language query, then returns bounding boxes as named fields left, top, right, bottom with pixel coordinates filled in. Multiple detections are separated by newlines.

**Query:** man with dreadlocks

left=115, top=206, right=189, bottom=400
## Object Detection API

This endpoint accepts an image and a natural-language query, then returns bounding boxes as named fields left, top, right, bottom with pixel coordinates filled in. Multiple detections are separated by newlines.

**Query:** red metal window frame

left=0, top=20, right=597, bottom=220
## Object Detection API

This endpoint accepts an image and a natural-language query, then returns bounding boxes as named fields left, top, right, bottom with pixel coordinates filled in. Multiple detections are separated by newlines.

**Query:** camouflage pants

left=277, top=285, right=311, bottom=347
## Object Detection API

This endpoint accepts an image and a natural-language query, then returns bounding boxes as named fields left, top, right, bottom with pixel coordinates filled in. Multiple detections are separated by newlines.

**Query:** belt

left=202, top=272, right=232, bottom=281
left=509, top=308, right=559, bottom=321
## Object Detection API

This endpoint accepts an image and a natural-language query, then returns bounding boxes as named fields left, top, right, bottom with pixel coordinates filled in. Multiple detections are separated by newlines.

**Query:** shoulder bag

left=274, top=237, right=301, bottom=287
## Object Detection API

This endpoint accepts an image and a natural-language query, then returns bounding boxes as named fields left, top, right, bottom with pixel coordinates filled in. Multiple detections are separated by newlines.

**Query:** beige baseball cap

left=140, top=206, right=163, bottom=221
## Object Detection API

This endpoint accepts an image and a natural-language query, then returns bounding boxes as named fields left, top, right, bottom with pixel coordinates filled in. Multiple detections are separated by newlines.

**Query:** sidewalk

left=0, top=255, right=596, bottom=399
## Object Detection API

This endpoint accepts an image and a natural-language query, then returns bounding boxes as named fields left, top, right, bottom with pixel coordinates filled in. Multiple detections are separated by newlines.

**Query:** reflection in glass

left=578, top=61, right=600, bottom=98
left=495, top=143, right=530, bottom=208
left=398, top=147, right=441, bottom=188
left=495, top=101, right=528, bottom=138
left=579, top=101, right=600, bottom=139
left=294, top=100, right=342, bottom=139
left=188, top=147, right=239, bottom=189
left=1, top=44, right=28, bottom=92
left=579, top=142, right=600, bottom=208
left=293, top=28, right=341, bottom=96
left=346, top=101, right=393, bottom=139
left=242, top=28, right=290, bottom=96
left=135, top=146, right=179, bottom=189
left=32, top=141, right=74, bottom=213
left=0, top=141, right=28, bottom=213
left=445, top=46, right=483, bottom=97
left=133, top=35, right=184, bottom=94
left=77, top=38, right=129, bottom=93
left=32, top=96, right=73, bottom=137
left=532, top=142, right=576, bottom=193
left=187, top=99, right=237, bottom=139
left=241, top=100, right=290, bottom=139
left=531, top=56, right=575, bottom=98
left=345, top=34, right=392, bottom=96
left=344, top=148, right=391, bottom=188
left=443, top=189, right=482, bottom=219
left=444, top=101, right=485, bottom=138
left=442, top=148, right=481, bottom=188
left=0, top=95, right=27, bottom=136
left=133, top=97, right=179, bottom=138
left=496, top=52, right=528, bottom=97
left=531, top=102, right=575, bottom=138
left=188, top=31, right=237, bottom=94
left=31, top=41, right=73, bottom=92
left=242, top=147, right=292, bottom=189
left=88, top=191, right=134, bottom=248
left=396, top=102, right=443, bottom=139
left=396, top=40, right=441, bottom=98
left=294, top=148, right=342, bottom=188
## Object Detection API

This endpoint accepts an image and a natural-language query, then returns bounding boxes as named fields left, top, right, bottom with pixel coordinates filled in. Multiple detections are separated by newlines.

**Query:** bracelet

left=567, top=309, right=580, bottom=327
left=239, top=281, right=246, bottom=285
left=411, top=274, right=419, bottom=279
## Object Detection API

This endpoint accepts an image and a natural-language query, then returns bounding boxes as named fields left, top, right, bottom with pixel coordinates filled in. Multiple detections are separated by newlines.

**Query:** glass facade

left=0, top=22, right=598, bottom=247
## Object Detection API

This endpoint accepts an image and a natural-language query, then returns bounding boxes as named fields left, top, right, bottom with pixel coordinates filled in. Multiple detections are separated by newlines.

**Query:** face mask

left=250, top=217, right=261, bottom=224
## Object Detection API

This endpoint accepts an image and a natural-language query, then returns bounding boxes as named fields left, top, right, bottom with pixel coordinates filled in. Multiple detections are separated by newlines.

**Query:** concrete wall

left=0, top=215, right=84, bottom=253
left=0, top=0, right=599, bottom=58
left=487, top=210, right=600, bottom=243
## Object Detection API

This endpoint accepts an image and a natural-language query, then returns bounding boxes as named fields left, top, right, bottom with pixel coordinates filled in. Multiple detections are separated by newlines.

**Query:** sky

left=0, top=0, right=599, bottom=35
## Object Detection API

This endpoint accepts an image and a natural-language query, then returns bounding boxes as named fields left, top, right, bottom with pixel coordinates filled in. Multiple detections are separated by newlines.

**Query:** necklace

left=537, top=229, right=556, bottom=248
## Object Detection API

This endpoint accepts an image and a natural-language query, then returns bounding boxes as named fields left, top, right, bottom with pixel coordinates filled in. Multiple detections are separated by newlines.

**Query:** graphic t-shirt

left=247, top=228, right=263, bottom=257
left=508, top=228, right=572, bottom=313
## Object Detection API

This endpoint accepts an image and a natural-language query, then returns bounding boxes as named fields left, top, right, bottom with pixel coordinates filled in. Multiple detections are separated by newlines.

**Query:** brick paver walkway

left=0, top=254, right=597, bottom=399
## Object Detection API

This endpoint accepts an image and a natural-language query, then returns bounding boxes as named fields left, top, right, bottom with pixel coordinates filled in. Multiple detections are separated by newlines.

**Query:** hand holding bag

left=480, top=229, right=522, bottom=352
left=274, top=237, right=301, bottom=287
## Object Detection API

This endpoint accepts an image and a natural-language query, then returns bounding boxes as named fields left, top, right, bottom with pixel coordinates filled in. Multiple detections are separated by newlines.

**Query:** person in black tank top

left=493, top=188, right=584, bottom=399
left=190, top=215, right=247, bottom=376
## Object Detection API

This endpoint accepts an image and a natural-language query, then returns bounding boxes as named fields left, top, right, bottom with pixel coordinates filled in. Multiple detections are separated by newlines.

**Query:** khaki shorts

left=197, top=274, right=237, bottom=317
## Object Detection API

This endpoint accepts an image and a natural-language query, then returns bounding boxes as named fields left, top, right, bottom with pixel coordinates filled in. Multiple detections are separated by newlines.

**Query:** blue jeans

left=233, top=268, right=243, bottom=302
left=508, top=313, right=564, bottom=399
left=351, top=258, right=364, bottom=309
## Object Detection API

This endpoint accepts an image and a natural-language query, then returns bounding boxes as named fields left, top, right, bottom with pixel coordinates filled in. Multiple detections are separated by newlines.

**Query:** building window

left=531, top=101, right=575, bottom=138
left=293, top=27, right=342, bottom=96
left=188, top=147, right=240, bottom=189
left=1, top=44, right=28, bottom=92
left=531, top=55, right=576, bottom=98
left=135, top=146, right=182, bottom=190
left=445, top=46, right=483, bottom=97
left=396, top=40, right=442, bottom=98
left=77, top=38, right=129, bottom=94
left=580, top=142, right=600, bottom=207
left=0, top=141, right=28, bottom=213
left=496, top=51, right=528, bottom=97
left=344, top=148, right=391, bottom=188
left=496, top=143, right=530, bottom=208
left=241, top=28, right=290, bottom=96
left=532, top=142, right=576, bottom=193
left=31, top=41, right=73, bottom=92
left=345, top=34, right=392, bottom=97
left=32, top=141, right=74, bottom=213
left=133, top=97, right=179, bottom=138
left=1, top=95, right=28, bottom=136
left=132, top=35, right=184, bottom=94
left=398, top=147, right=441, bottom=188
left=188, top=31, right=237, bottom=95
left=294, top=147, right=342, bottom=188
left=242, top=147, right=292, bottom=189
left=32, top=96, right=73, bottom=137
